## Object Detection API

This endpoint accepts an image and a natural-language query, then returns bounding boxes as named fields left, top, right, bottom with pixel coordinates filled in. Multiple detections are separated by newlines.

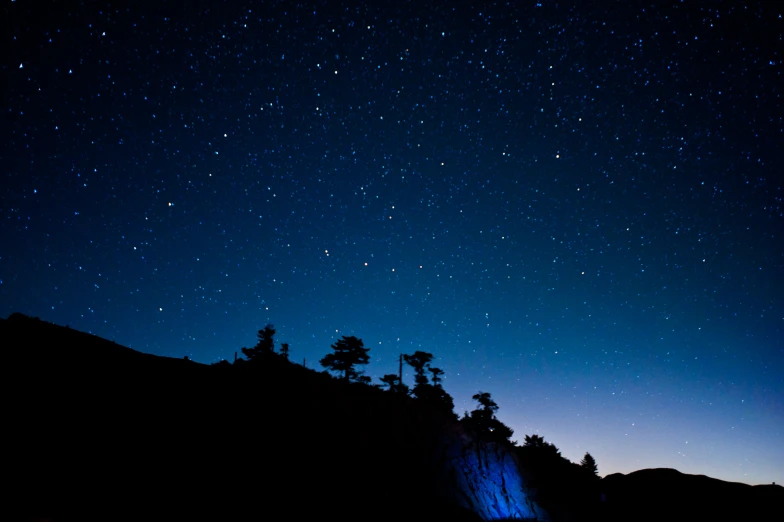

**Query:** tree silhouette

left=355, top=374, right=372, bottom=385
left=429, top=367, right=444, bottom=386
left=279, top=342, right=290, bottom=360
left=379, top=374, right=398, bottom=390
left=401, top=351, right=456, bottom=416
left=461, top=391, right=514, bottom=442
left=580, top=452, right=598, bottom=476
left=416, top=381, right=456, bottom=418
left=320, top=335, right=370, bottom=382
left=403, top=351, right=433, bottom=386
left=398, top=351, right=456, bottom=417
left=241, top=324, right=276, bottom=361
left=379, top=373, right=409, bottom=394
left=516, top=436, right=599, bottom=522
left=473, top=391, right=499, bottom=413
left=523, top=434, right=562, bottom=457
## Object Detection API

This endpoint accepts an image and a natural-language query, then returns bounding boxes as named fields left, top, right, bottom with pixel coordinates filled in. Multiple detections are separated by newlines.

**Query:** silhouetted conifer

left=279, top=342, right=290, bottom=360
left=461, top=391, right=514, bottom=442
left=414, top=382, right=457, bottom=418
left=380, top=373, right=398, bottom=390
left=242, top=324, right=276, bottom=360
left=523, top=434, right=562, bottom=457
left=489, top=417, right=514, bottom=441
left=380, top=373, right=409, bottom=394
left=319, top=335, right=370, bottom=382
left=516, top=435, right=600, bottom=522
left=580, top=452, right=598, bottom=476
left=472, top=391, right=499, bottom=414
left=403, top=350, right=433, bottom=386
left=400, top=352, right=456, bottom=416
left=429, top=367, right=444, bottom=386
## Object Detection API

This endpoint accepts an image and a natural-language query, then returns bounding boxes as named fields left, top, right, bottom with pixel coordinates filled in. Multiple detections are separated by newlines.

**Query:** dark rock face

left=3, top=314, right=545, bottom=522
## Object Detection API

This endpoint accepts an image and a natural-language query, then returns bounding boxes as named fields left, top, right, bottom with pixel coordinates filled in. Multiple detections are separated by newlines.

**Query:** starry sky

left=3, top=1, right=782, bottom=485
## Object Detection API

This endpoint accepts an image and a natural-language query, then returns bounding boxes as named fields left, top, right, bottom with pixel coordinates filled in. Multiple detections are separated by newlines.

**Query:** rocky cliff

left=442, top=438, right=548, bottom=520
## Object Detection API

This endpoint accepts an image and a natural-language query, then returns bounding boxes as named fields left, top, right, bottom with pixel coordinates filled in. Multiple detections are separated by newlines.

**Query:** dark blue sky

left=3, top=1, right=781, bottom=484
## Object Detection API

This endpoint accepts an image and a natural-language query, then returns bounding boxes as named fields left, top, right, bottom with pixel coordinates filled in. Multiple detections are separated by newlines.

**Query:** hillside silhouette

left=600, top=468, right=783, bottom=522
left=3, top=314, right=543, bottom=522
left=3, top=313, right=781, bottom=522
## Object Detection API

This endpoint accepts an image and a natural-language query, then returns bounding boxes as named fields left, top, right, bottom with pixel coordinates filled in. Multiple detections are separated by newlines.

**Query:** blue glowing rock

left=433, top=431, right=549, bottom=521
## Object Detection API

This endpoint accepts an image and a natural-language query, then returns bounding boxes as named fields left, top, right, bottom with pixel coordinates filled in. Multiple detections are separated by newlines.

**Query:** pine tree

left=580, top=452, right=598, bottom=476
left=400, top=352, right=455, bottom=417
left=379, top=374, right=409, bottom=394
left=461, top=391, right=514, bottom=442
left=320, top=335, right=370, bottom=382
left=279, top=342, right=290, bottom=360
left=429, top=367, right=444, bottom=386
left=241, top=324, right=276, bottom=361
left=472, top=391, right=499, bottom=414
left=524, top=434, right=562, bottom=457
left=403, top=351, right=433, bottom=386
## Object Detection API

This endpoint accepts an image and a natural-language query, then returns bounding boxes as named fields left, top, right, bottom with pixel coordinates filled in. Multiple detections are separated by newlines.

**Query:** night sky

left=3, top=1, right=782, bottom=485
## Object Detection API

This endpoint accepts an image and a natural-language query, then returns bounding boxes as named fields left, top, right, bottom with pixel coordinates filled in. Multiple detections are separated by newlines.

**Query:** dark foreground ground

left=5, top=314, right=782, bottom=522
left=4, top=314, right=486, bottom=522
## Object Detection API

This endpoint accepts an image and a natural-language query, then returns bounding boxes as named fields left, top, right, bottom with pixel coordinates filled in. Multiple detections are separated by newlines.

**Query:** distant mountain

left=3, top=313, right=547, bottom=522
left=600, top=467, right=783, bottom=522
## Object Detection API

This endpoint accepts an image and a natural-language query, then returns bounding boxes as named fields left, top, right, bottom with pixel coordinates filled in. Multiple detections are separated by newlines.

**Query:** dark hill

left=6, top=313, right=780, bottom=522
left=3, top=313, right=546, bottom=522
left=600, top=468, right=784, bottom=522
